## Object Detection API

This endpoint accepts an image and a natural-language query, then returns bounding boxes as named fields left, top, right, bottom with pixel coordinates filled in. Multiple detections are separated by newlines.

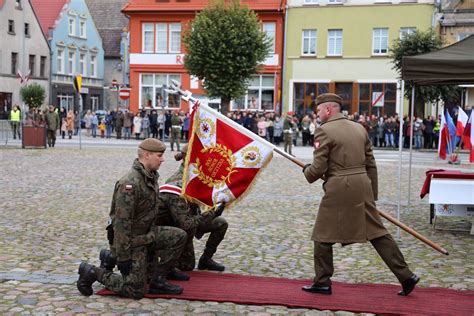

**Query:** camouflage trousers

left=170, top=127, right=181, bottom=151
left=178, top=216, right=228, bottom=271
left=101, top=226, right=186, bottom=300
left=283, top=132, right=292, bottom=154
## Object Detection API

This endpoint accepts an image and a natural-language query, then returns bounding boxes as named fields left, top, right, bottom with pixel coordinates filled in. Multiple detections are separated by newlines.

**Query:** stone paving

left=0, top=142, right=473, bottom=315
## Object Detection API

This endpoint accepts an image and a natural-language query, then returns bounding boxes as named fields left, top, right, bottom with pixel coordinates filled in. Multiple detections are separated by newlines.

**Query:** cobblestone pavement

left=0, top=142, right=473, bottom=315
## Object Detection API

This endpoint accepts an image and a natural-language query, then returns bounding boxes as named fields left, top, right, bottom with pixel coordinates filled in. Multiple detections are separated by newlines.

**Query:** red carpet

left=97, top=271, right=474, bottom=315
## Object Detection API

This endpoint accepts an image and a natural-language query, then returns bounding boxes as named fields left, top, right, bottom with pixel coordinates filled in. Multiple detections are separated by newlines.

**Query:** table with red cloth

left=420, top=169, right=474, bottom=232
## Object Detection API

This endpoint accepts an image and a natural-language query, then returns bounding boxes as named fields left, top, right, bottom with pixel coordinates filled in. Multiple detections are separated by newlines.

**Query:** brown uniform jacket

left=303, top=113, right=387, bottom=243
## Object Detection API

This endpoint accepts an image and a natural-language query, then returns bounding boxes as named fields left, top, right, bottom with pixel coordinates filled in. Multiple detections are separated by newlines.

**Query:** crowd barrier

left=0, top=120, right=12, bottom=145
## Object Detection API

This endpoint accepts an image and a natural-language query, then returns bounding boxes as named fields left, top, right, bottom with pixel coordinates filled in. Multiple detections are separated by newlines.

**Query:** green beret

left=139, top=138, right=166, bottom=153
left=316, top=93, right=343, bottom=105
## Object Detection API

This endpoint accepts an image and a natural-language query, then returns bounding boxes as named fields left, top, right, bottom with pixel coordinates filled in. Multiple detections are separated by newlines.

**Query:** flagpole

left=170, top=82, right=448, bottom=255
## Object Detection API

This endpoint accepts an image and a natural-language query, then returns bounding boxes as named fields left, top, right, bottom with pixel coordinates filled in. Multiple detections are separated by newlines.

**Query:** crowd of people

left=13, top=104, right=461, bottom=151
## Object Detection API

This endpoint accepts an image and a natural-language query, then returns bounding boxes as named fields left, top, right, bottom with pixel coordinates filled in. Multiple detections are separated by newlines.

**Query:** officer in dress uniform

left=77, top=139, right=188, bottom=299
left=158, top=145, right=228, bottom=272
left=301, top=93, right=419, bottom=296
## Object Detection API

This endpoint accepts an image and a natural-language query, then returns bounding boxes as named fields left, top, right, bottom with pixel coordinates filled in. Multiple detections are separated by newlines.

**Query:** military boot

left=77, top=262, right=105, bottom=296
left=99, top=249, right=116, bottom=272
left=197, top=256, right=225, bottom=272
left=167, top=267, right=190, bottom=281
left=149, top=275, right=183, bottom=295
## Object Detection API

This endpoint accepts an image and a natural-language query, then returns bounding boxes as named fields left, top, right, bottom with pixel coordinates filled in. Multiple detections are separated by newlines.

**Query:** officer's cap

left=139, top=138, right=166, bottom=153
left=316, top=93, right=343, bottom=106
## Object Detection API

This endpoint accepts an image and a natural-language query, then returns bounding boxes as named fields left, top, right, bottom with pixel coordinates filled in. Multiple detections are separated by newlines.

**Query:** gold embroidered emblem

left=193, top=144, right=237, bottom=188
left=240, top=146, right=262, bottom=168
left=196, top=117, right=216, bottom=140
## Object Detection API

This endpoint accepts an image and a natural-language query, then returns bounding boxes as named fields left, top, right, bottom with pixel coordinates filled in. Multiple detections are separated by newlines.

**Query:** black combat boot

left=149, top=275, right=183, bottom=295
left=197, top=256, right=225, bottom=271
left=77, top=262, right=105, bottom=296
left=99, top=249, right=116, bottom=272
left=167, top=267, right=190, bottom=281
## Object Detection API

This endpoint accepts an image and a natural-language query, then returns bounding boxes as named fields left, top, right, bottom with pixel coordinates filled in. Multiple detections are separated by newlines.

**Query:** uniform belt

left=172, top=125, right=181, bottom=128
left=328, top=166, right=366, bottom=177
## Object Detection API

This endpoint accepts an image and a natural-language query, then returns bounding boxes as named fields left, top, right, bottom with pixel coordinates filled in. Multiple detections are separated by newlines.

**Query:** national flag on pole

left=463, top=109, right=474, bottom=163
left=438, top=109, right=457, bottom=160
left=456, top=107, right=469, bottom=148
left=182, top=103, right=273, bottom=208
left=18, top=69, right=23, bottom=84
left=24, top=70, right=31, bottom=84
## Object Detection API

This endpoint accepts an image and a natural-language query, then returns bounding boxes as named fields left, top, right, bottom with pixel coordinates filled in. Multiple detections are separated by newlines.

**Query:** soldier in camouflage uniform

left=157, top=145, right=228, bottom=272
left=283, top=112, right=295, bottom=155
left=169, top=111, right=181, bottom=151
left=77, top=138, right=187, bottom=299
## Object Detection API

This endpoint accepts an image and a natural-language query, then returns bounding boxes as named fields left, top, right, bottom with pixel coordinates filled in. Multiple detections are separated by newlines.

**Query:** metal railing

left=0, top=120, right=12, bottom=145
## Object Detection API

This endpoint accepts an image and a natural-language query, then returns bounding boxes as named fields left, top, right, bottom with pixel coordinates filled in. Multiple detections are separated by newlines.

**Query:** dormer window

left=15, top=0, right=22, bottom=9
left=68, top=18, right=75, bottom=36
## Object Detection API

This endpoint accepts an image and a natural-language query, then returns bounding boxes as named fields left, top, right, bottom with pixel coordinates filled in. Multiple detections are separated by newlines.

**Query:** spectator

left=133, top=114, right=142, bottom=140
left=84, top=110, right=93, bottom=137
left=91, top=112, right=98, bottom=138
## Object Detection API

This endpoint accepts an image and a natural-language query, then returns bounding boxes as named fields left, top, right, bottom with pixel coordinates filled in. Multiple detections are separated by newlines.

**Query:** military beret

left=316, top=93, right=343, bottom=105
left=139, top=138, right=166, bottom=153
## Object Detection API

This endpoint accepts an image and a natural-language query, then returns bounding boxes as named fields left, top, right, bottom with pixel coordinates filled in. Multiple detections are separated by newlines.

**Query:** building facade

left=122, top=0, right=285, bottom=114
left=0, top=0, right=50, bottom=119
left=85, top=0, right=129, bottom=111
left=439, top=0, right=474, bottom=106
left=32, top=0, right=105, bottom=112
left=284, top=0, right=435, bottom=117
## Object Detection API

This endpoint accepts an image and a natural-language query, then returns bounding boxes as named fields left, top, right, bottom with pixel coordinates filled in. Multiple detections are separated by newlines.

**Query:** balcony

left=53, top=74, right=104, bottom=87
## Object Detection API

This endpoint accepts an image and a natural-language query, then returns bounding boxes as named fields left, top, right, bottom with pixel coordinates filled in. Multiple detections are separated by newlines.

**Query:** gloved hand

left=117, top=259, right=133, bottom=277
left=302, top=163, right=311, bottom=173
left=214, top=202, right=226, bottom=218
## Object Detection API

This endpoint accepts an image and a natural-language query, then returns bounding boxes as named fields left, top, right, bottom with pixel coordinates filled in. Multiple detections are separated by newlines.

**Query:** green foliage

left=390, top=29, right=461, bottom=115
left=183, top=0, right=272, bottom=108
left=20, top=83, right=45, bottom=109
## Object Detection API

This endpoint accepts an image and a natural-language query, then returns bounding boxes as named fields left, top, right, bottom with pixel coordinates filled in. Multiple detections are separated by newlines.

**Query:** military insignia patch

left=314, top=140, right=320, bottom=149
left=123, top=184, right=134, bottom=192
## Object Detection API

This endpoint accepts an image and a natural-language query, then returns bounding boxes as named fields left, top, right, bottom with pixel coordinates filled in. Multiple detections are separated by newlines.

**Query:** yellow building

left=283, top=0, right=436, bottom=117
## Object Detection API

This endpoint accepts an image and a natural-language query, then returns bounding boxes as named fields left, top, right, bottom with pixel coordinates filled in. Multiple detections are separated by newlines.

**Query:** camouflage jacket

left=157, top=164, right=214, bottom=231
left=110, top=159, right=159, bottom=262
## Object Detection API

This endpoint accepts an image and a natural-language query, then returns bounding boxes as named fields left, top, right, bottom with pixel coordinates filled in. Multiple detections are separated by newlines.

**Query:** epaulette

left=159, top=184, right=181, bottom=195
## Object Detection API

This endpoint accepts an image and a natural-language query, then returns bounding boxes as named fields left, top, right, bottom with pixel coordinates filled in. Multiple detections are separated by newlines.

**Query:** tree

left=390, top=29, right=461, bottom=117
left=20, top=83, right=45, bottom=109
left=183, top=0, right=271, bottom=113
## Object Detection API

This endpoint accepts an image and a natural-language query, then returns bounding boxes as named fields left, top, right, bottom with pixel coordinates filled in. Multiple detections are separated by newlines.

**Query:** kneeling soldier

left=77, top=139, right=187, bottom=299
left=158, top=145, right=228, bottom=272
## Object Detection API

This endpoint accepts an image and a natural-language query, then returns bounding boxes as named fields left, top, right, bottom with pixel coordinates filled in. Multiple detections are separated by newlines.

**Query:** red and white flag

left=18, top=69, right=23, bottom=84
left=24, top=69, right=31, bottom=84
left=456, top=107, right=469, bottom=149
left=463, top=110, right=474, bottom=163
left=182, top=103, right=273, bottom=208
left=438, top=111, right=448, bottom=160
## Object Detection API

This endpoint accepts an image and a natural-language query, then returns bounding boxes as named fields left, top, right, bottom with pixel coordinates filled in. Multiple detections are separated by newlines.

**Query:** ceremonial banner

left=182, top=103, right=273, bottom=208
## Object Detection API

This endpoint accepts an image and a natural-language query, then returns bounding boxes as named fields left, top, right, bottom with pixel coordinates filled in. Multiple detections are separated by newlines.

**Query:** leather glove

left=214, top=202, right=226, bottom=218
left=117, top=259, right=133, bottom=277
left=302, top=163, right=311, bottom=173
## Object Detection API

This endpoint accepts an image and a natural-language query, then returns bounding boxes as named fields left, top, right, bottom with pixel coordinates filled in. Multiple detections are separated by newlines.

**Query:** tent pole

left=407, top=86, right=415, bottom=214
left=396, top=80, right=405, bottom=239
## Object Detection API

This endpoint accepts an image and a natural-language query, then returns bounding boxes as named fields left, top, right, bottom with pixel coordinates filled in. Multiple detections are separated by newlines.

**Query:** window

left=304, top=0, right=319, bottom=4
left=373, top=28, right=388, bottom=55
left=143, top=23, right=154, bottom=53
left=302, top=29, right=317, bottom=55
left=91, top=95, right=100, bottom=111
left=68, top=18, right=75, bottom=36
left=458, top=33, right=473, bottom=41
left=24, top=23, right=30, bottom=37
left=169, top=23, right=181, bottom=53
left=232, top=75, right=275, bottom=111
left=15, top=0, right=22, bottom=9
left=79, top=53, right=86, bottom=76
left=327, top=29, right=342, bottom=56
left=358, top=83, right=396, bottom=116
left=8, top=20, right=15, bottom=34
left=140, top=73, right=182, bottom=108
left=57, top=49, right=64, bottom=73
left=293, top=82, right=329, bottom=116
left=40, top=56, right=46, bottom=77
left=263, top=22, right=276, bottom=53
left=79, top=20, right=86, bottom=38
left=400, top=27, right=415, bottom=40
left=335, top=82, right=353, bottom=112
left=57, top=94, right=74, bottom=111
left=68, top=51, right=75, bottom=75
left=143, top=22, right=182, bottom=53
left=29, top=55, right=35, bottom=76
left=11, top=52, right=18, bottom=75
left=90, top=55, right=97, bottom=77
